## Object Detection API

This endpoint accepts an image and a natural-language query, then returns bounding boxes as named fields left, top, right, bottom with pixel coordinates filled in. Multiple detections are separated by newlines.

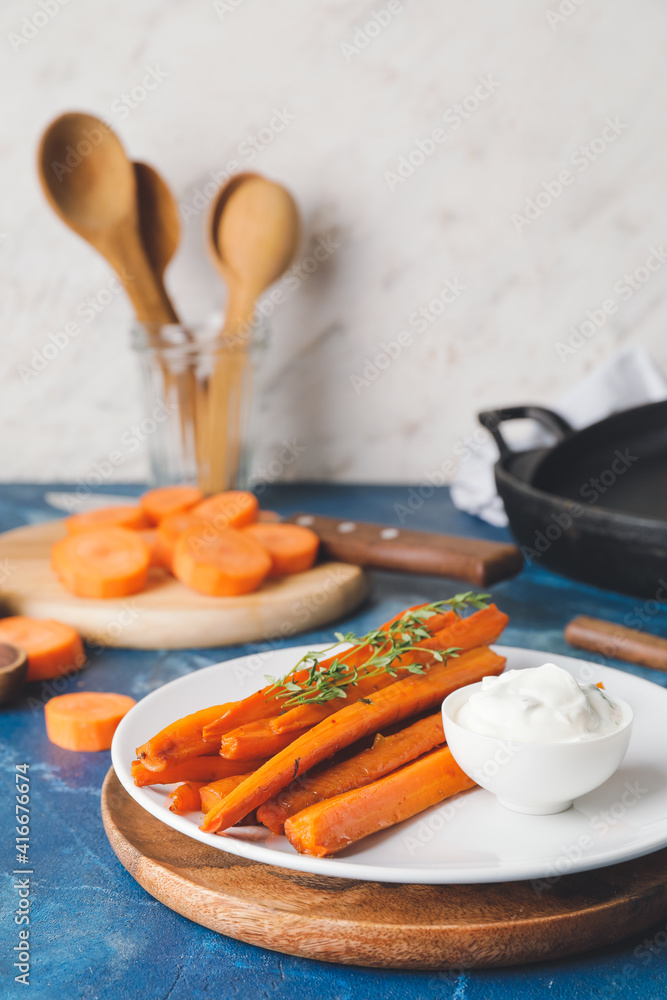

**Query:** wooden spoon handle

left=565, top=615, right=667, bottom=672
left=289, top=513, right=523, bottom=586
left=100, top=218, right=178, bottom=324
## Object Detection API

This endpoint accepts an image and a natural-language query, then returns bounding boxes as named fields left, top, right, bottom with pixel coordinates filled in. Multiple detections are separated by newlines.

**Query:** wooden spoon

left=208, top=173, right=300, bottom=338
left=201, top=174, right=300, bottom=492
left=133, top=161, right=181, bottom=313
left=38, top=112, right=178, bottom=323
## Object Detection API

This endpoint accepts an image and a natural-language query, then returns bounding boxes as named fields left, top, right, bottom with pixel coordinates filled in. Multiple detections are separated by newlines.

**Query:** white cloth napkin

left=450, top=346, right=667, bottom=527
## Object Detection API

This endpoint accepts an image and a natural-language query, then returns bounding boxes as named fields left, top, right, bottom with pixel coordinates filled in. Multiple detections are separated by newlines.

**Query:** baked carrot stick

left=219, top=720, right=310, bottom=760
left=270, top=604, right=508, bottom=735
left=135, top=704, right=232, bottom=770
left=131, top=756, right=269, bottom=787
left=256, top=713, right=445, bottom=834
left=201, top=645, right=505, bottom=833
left=201, top=605, right=459, bottom=742
left=284, top=746, right=475, bottom=857
left=200, top=773, right=254, bottom=813
left=169, top=781, right=205, bottom=814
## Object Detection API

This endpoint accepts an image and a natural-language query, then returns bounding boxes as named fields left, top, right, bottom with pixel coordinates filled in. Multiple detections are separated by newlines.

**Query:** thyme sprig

left=264, top=591, right=490, bottom=708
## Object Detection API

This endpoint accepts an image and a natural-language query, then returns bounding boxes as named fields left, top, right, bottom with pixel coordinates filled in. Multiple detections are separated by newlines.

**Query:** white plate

left=111, top=645, right=667, bottom=884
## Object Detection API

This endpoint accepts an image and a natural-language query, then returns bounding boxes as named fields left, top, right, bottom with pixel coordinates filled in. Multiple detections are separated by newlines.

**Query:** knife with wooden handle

left=565, top=615, right=667, bottom=673
left=286, top=513, right=523, bottom=586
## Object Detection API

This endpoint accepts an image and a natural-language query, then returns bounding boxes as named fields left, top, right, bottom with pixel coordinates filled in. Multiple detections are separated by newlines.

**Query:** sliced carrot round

left=0, top=616, right=85, bottom=682
left=173, top=523, right=271, bottom=597
left=155, top=512, right=203, bottom=572
left=138, top=529, right=163, bottom=568
left=243, top=522, right=319, bottom=576
left=51, top=527, right=150, bottom=599
left=44, top=691, right=136, bottom=751
left=192, top=491, right=258, bottom=530
left=140, top=485, right=203, bottom=525
left=66, top=505, right=149, bottom=535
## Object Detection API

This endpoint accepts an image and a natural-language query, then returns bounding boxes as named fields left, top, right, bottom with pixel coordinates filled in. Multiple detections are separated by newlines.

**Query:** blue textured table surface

left=2, top=483, right=667, bottom=1000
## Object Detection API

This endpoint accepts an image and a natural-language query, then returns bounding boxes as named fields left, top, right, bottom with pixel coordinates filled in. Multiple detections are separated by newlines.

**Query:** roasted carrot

left=202, top=605, right=459, bottom=742
left=172, top=524, right=271, bottom=597
left=284, top=746, right=475, bottom=857
left=270, top=604, right=509, bottom=734
left=131, top=755, right=269, bottom=786
left=135, top=703, right=232, bottom=770
left=192, top=490, right=259, bottom=529
left=257, top=713, right=445, bottom=834
left=140, top=485, right=203, bottom=525
left=219, top=720, right=310, bottom=760
left=154, top=512, right=202, bottom=571
left=0, top=616, right=85, bottom=682
left=65, top=505, right=149, bottom=534
left=200, top=773, right=254, bottom=813
left=169, top=781, right=205, bottom=814
left=51, top=527, right=150, bottom=599
left=202, top=645, right=505, bottom=833
left=242, top=522, right=320, bottom=576
left=45, top=691, right=136, bottom=751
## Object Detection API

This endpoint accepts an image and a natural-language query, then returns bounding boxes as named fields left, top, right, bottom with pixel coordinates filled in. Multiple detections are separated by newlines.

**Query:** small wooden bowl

left=0, top=643, right=28, bottom=703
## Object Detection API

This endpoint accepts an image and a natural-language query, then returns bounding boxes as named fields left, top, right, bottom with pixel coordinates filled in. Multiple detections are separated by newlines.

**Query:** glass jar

left=130, top=317, right=267, bottom=492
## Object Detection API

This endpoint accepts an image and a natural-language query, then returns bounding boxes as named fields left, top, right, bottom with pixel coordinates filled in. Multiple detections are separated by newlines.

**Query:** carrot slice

left=169, top=781, right=206, bottom=814
left=201, top=645, right=506, bottom=833
left=219, top=720, right=309, bottom=760
left=284, top=746, right=475, bottom=857
left=192, top=491, right=259, bottom=529
left=242, top=522, right=319, bottom=576
left=135, top=703, right=232, bottom=770
left=200, top=773, right=254, bottom=813
left=51, top=527, right=150, bottom=599
left=131, top=755, right=268, bottom=786
left=270, top=604, right=509, bottom=735
left=140, top=485, right=203, bottom=525
left=0, top=616, right=85, bottom=682
left=138, top=529, right=163, bottom=568
left=45, top=691, right=135, bottom=751
left=257, top=713, right=445, bottom=834
left=202, top=605, right=459, bottom=741
left=172, top=524, right=271, bottom=597
left=65, top=505, right=149, bottom=534
left=154, top=512, right=202, bottom=572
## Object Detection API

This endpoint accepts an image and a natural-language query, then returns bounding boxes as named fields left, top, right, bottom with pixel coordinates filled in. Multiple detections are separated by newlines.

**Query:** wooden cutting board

left=102, top=768, right=667, bottom=969
left=0, top=521, right=367, bottom=649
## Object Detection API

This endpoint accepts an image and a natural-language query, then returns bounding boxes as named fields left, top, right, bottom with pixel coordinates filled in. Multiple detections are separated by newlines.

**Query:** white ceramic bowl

left=442, top=682, right=634, bottom=815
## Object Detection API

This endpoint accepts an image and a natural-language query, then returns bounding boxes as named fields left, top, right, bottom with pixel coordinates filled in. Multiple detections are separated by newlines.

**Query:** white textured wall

left=2, top=0, right=667, bottom=484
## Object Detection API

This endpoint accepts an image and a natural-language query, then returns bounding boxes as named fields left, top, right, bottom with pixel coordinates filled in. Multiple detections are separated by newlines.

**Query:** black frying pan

left=478, top=403, right=667, bottom=599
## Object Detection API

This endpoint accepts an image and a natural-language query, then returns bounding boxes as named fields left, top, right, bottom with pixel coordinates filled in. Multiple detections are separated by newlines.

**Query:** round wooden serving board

left=102, top=768, right=667, bottom=969
left=0, top=521, right=367, bottom=649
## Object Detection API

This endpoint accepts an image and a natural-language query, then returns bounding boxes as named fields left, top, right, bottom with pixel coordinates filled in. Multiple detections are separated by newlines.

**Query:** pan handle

left=478, top=406, right=573, bottom=459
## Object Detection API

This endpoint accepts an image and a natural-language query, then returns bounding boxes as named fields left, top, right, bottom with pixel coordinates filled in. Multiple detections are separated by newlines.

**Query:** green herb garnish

left=264, top=592, right=489, bottom=707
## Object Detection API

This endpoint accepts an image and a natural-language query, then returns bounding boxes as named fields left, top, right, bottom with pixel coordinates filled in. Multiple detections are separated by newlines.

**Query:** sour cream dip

left=455, top=662, right=623, bottom=743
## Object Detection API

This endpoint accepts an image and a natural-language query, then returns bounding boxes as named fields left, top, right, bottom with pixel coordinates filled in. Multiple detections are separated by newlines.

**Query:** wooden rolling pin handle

left=565, top=615, right=667, bottom=673
left=288, top=513, right=523, bottom=587
left=0, top=642, right=28, bottom=703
